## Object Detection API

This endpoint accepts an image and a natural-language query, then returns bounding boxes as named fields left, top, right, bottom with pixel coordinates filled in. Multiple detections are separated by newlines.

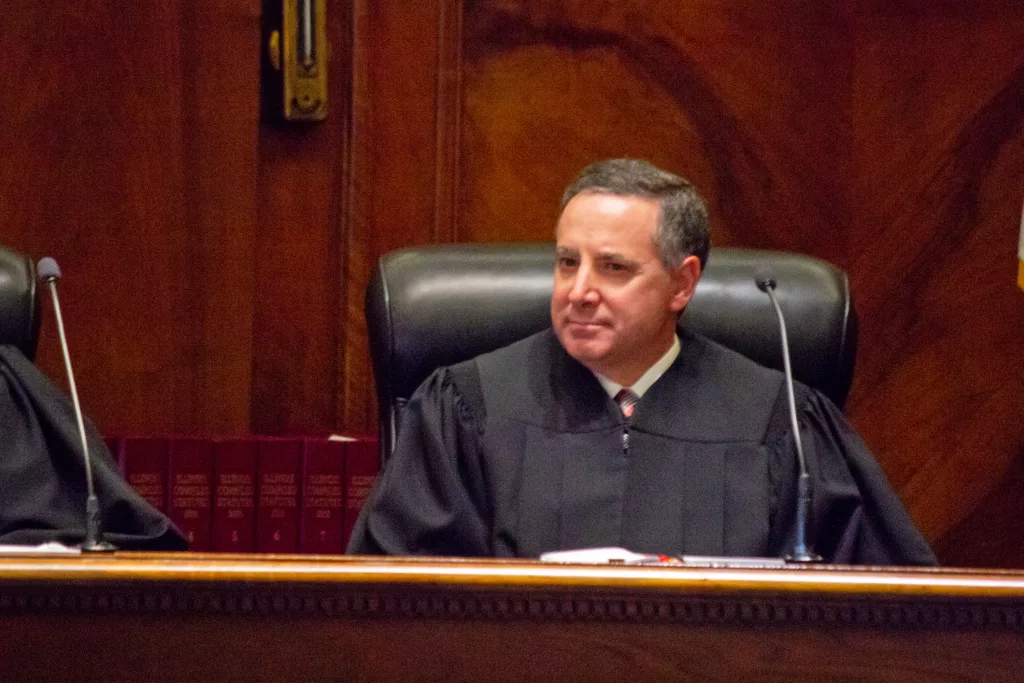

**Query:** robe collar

left=594, top=334, right=681, bottom=400
left=513, top=328, right=779, bottom=442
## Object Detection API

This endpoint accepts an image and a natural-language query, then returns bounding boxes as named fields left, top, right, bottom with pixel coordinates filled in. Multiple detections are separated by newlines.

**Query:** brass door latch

left=264, top=0, right=327, bottom=122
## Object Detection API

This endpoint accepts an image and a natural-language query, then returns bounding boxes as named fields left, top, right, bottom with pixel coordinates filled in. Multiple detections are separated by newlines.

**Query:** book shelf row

left=105, top=435, right=379, bottom=554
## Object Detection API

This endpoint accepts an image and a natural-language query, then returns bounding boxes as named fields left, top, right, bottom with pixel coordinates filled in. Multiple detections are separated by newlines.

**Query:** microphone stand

left=756, top=272, right=822, bottom=564
left=39, top=258, right=116, bottom=552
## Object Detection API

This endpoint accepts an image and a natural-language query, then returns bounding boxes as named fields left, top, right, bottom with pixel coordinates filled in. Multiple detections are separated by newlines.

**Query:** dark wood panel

left=251, top=0, right=352, bottom=436
left=177, top=0, right=262, bottom=434
left=0, top=1, right=193, bottom=434
left=251, top=127, right=345, bottom=435
left=845, top=6, right=1024, bottom=565
left=4, top=556, right=1024, bottom=682
left=457, top=1, right=852, bottom=262
left=340, top=0, right=455, bottom=431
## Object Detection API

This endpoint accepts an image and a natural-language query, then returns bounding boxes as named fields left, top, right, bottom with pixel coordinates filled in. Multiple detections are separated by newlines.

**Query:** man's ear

left=669, top=255, right=701, bottom=312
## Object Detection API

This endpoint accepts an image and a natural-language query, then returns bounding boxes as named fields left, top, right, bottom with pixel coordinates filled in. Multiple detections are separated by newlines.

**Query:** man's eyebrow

left=594, top=251, right=634, bottom=263
left=555, top=246, right=578, bottom=256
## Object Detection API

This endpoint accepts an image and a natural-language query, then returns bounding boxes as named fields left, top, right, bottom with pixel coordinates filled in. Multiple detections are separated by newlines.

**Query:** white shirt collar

left=595, top=334, right=680, bottom=400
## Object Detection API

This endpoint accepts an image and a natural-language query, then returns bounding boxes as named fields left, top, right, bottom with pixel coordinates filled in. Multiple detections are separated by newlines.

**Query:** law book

left=212, top=438, right=257, bottom=553
left=256, top=437, right=302, bottom=553
left=299, top=438, right=346, bottom=555
left=342, top=436, right=379, bottom=550
left=168, top=437, right=214, bottom=551
left=119, top=437, right=169, bottom=513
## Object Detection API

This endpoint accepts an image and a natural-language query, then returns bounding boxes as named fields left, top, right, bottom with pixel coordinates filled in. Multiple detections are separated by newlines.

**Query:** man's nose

left=567, top=264, right=598, bottom=304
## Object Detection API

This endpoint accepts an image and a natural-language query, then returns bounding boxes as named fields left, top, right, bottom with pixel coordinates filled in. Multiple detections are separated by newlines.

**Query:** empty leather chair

left=0, top=244, right=41, bottom=359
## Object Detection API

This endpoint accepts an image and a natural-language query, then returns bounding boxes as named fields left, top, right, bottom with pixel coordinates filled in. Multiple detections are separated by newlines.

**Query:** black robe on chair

left=0, top=345, right=186, bottom=550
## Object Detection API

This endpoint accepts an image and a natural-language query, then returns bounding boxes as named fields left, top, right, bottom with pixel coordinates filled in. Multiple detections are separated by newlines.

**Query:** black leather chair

left=0, top=244, right=41, bottom=360
left=366, top=244, right=857, bottom=463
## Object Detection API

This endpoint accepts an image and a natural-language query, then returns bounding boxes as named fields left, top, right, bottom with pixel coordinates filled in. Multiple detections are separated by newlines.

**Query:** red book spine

left=119, top=437, right=169, bottom=513
left=343, top=436, right=379, bottom=550
left=168, top=437, right=214, bottom=551
left=212, top=438, right=257, bottom=553
left=256, top=438, right=302, bottom=553
left=299, top=439, right=345, bottom=555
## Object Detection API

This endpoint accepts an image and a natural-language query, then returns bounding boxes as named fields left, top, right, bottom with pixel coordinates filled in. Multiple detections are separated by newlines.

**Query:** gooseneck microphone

left=755, top=269, right=821, bottom=563
left=38, top=258, right=116, bottom=552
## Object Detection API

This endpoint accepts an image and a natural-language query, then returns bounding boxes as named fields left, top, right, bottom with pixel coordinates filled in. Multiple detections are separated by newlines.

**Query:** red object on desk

left=212, top=438, right=257, bottom=553
left=119, top=437, right=169, bottom=513
left=299, top=438, right=346, bottom=554
left=343, top=437, right=378, bottom=551
left=256, top=438, right=302, bottom=553
left=168, top=437, right=213, bottom=551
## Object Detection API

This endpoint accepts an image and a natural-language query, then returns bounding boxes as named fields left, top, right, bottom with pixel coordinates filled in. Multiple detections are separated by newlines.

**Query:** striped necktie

left=615, top=388, right=639, bottom=418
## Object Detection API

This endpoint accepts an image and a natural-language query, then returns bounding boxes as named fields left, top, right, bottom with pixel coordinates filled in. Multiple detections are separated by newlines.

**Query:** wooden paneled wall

left=2, top=0, right=1024, bottom=566
left=0, top=0, right=352, bottom=437
left=847, top=4, right=1024, bottom=567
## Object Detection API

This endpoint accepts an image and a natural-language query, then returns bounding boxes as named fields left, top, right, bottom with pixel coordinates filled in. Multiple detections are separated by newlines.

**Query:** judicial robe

left=348, top=329, right=936, bottom=566
left=0, top=345, right=186, bottom=550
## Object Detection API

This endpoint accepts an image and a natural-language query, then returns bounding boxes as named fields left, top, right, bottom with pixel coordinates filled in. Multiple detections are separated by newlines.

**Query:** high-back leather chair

left=366, top=244, right=857, bottom=463
left=0, top=244, right=41, bottom=360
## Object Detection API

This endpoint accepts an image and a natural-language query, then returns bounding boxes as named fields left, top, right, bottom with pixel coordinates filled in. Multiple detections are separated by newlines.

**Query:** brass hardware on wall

left=264, top=0, right=327, bottom=122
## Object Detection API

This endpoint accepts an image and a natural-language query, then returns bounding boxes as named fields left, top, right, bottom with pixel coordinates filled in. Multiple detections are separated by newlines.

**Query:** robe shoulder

left=347, top=363, right=491, bottom=555
left=0, top=345, right=187, bottom=550
left=794, top=388, right=937, bottom=566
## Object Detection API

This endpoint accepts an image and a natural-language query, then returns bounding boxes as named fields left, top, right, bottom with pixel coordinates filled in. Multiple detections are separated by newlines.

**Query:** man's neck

left=595, top=334, right=681, bottom=399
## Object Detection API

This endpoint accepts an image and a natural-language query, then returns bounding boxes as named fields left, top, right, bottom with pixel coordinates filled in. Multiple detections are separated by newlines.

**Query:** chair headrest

left=367, top=243, right=857, bottom=457
left=0, top=245, right=41, bottom=361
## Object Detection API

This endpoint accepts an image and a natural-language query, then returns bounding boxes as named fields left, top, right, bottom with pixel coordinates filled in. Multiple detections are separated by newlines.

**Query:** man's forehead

left=555, top=197, right=660, bottom=260
left=556, top=193, right=659, bottom=233
left=567, top=190, right=659, bottom=213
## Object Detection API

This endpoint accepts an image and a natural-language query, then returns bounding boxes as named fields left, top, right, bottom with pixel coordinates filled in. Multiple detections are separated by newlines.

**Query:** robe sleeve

left=0, top=346, right=187, bottom=550
left=770, top=386, right=937, bottom=566
left=346, top=366, right=492, bottom=556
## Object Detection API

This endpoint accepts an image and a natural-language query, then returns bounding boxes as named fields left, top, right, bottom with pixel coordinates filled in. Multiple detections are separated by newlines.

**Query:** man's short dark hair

left=561, top=159, right=710, bottom=270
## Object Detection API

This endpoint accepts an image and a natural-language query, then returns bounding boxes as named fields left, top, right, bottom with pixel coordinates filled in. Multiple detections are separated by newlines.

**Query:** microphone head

left=754, top=268, right=777, bottom=292
left=37, top=257, right=62, bottom=282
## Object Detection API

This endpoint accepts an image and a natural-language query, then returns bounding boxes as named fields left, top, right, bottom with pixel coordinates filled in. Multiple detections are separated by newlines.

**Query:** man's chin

left=559, top=337, right=611, bottom=367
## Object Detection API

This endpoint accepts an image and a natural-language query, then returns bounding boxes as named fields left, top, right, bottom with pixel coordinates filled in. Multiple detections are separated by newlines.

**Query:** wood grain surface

left=2, top=555, right=1024, bottom=682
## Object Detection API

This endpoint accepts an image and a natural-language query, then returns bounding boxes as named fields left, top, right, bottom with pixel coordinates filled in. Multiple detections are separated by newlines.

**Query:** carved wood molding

left=3, top=580, right=1023, bottom=630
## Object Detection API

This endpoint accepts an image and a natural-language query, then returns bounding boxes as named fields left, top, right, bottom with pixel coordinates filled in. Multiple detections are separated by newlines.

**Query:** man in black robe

left=0, top=345, right=186, bottom=550
left=348, top=159, right=936, bottom=565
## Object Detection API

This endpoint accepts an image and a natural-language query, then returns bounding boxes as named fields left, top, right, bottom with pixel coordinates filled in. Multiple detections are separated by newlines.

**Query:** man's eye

left=557, top=256, right=578, bottom=268
left=602, top=262, right=628, bottom=273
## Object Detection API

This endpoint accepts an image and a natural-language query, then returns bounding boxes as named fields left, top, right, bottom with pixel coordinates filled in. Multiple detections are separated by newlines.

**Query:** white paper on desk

left=540, top=547, right=666, bottom=564
left=539, top=547, right=787, bottom=568
left=0, top=542, right=81, bottom=555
